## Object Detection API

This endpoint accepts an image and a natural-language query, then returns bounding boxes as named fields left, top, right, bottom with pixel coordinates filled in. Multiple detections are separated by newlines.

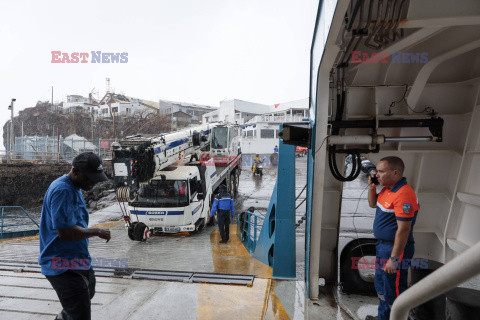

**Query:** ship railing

left=0, top=206, right=40, bottom=239
left=391, top=241, right=480, bottom=320
left=239, top=210, right=265, bottom=253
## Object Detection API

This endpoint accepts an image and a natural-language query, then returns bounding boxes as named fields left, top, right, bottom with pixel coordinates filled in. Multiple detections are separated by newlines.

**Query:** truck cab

left=127, top=164, right=216, bottom=236
left=210, top=124, right=241, bottom=165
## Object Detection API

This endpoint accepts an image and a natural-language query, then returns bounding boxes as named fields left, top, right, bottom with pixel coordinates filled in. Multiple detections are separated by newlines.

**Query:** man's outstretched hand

left=97, top=229, right=111, bottom=242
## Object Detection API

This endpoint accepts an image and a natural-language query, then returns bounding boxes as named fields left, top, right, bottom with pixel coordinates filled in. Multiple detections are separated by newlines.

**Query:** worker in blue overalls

left=209, top=184, right=235, bottom=243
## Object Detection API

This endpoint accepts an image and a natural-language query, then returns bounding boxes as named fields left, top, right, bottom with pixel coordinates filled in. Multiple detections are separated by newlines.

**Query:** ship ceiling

left=330, top=0, right=480, bottom=118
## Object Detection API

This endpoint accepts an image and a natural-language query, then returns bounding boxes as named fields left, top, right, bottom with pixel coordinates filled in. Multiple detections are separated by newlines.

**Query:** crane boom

left=111, top=123, right=218, bottom=187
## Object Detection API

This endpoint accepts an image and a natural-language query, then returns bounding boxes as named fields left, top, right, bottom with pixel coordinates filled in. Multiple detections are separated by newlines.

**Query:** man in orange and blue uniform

left=366, top=156, right=419, bottom=320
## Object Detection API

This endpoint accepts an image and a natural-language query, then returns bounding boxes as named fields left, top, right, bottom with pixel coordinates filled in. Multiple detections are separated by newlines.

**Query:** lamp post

left=6, top=122, right=9, bottom=163
left=7, top=98, right=15, bottom=163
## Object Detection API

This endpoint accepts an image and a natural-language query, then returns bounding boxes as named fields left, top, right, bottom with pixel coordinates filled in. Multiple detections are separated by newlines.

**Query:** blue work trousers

left=374, top=241, right=414, bottom=320
left=217, top=210, right=231, bottom=241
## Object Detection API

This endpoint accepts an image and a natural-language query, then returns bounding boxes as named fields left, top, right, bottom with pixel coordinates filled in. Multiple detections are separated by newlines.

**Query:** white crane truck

left=111, top=123, right=241, bottom=241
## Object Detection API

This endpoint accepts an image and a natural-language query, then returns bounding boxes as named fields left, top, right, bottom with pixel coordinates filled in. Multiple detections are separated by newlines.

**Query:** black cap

left=219, top=184, right=227, bottom=192
left=72, top=152, right=108, bottom=183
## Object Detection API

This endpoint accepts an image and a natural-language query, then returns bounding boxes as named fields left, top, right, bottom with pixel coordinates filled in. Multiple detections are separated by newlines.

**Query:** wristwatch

left=390, top=256, right=400, bottom=263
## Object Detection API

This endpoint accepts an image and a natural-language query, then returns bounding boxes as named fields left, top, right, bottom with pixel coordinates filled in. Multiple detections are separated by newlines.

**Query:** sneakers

left=365, top=316, right=379, bottom=320
left=219, top=240, right=228, bottom=243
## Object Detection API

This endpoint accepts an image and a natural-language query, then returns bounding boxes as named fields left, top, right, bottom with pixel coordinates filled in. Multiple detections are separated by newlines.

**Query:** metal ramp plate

left=0, top=261, right=255, bottom=286
left=191, top=272, right=255, bottom=286
left=131, top=269, right=255, bottom=286
left=131, top=270, right=194, bottom=282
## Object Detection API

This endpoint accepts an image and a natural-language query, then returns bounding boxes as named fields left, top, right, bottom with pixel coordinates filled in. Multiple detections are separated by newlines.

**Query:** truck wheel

left=339, top=239, right=377, bottom=295
left=133, top=222, right=150, bottom=241
left=127, top=222, right=138, bottom=240
left=189, top=218, right=205, bottom=235
left=207, top=213, right=217, bottom=226
left=207, top=216, right=215, bottom=226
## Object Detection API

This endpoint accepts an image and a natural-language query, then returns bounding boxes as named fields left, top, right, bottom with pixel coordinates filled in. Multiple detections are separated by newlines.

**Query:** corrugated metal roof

left=63, top=134, right=97, bottom=151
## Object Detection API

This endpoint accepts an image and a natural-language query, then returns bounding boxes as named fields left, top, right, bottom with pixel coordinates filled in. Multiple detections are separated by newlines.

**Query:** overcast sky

left=0, top=0, right=318, bottom=150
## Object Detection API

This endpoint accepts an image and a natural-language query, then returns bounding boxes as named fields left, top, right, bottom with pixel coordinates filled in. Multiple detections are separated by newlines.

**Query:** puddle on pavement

left=209, top=227, right=272, bottom=278
left=196, top=277, right=290, bottom=319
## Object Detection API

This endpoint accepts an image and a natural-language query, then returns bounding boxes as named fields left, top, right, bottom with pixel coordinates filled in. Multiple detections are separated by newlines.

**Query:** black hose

left=330, top=55, right=361, bottom=182
left=333, top=90, right=346, bottom=135
left=328, top=146, right=362, bottom=182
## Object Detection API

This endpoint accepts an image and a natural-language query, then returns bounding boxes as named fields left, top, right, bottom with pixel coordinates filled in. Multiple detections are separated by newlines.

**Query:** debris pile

left=0, top=162, right=117, bottom=214
left=84, top=180, right=116, bottom=211
left=0, top=162, right=71, bottom=210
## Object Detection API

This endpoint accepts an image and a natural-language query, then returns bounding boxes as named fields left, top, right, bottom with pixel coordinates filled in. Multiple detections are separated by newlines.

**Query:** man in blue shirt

left=39, top=152, right=111, bottom=320
left=210, top=184, right=235, bottom=243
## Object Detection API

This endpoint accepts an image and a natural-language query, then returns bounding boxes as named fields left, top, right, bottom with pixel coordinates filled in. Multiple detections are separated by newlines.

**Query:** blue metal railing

left=1, top=206, right=40, bottom=239
left=239, top=210, right=265, bottom=254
